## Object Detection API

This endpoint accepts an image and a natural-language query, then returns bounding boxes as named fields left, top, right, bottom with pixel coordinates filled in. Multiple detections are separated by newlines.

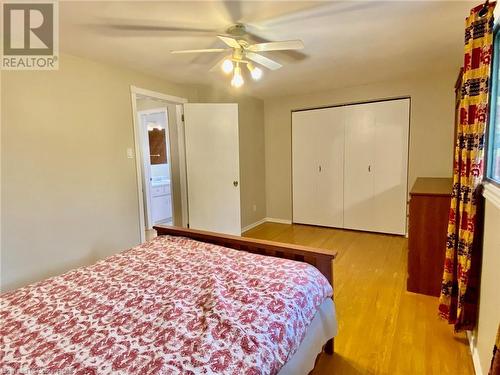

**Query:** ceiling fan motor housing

left=227, top=23, right=247, bottom=37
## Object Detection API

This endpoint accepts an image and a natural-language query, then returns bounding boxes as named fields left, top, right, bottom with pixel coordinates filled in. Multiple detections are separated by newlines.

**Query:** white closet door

left=371, top=99, right=409, bottom=235
left=344, top=99, right=409, bottom=235
left=316, top=107, right=345, bottom=227
left=292, top=107, right=344, bottom=227
left=292, top=110, right=318, bottom=226
left=343, top=102, right=376, bottom=232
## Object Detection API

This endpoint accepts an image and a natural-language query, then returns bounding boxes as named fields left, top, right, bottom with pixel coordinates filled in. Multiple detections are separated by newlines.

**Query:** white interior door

left=183, top=103, right=241, bottom=235
left=292, top=107, right=344, bottom=227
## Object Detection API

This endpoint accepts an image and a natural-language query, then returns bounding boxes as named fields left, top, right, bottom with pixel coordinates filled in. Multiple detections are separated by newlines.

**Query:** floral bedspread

left=1, top=235, right=333, bottom=375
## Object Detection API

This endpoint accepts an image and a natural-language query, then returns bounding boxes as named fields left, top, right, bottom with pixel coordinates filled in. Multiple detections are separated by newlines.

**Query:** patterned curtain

left=438, top=2, right=496, bottom=331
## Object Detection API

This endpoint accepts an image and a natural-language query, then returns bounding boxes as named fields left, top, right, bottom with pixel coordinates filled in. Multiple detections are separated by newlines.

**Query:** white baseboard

left=241, top=217, right=294, bottom=233
left=467, top=331, right=483, bottom=375
left=265, top=217, right=293, bottom=225
left=241, top=218, right=267, bottom=233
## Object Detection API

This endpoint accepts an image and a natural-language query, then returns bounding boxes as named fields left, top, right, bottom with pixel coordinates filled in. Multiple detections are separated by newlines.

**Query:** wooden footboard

left=153, top=225, right=336, bottom=286
left=153, top=225, right=337, bottom=355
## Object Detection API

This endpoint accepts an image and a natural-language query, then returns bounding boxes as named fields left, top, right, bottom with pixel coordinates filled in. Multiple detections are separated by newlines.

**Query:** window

left=487, top=26, right=500, bottom=184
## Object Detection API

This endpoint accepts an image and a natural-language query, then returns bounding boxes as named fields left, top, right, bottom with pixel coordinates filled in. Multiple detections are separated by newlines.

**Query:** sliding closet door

left=344, top=99, right=409, bottom=235
left=292, top=110, right=319, bottom=225
left=343, top=102, right=377, bottom=232
left=292, top=107, right=344, bottom=227
left=371, top=99, right=409, bottom=235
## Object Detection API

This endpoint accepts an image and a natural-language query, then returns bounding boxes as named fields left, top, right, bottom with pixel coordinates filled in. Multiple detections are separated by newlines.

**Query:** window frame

left=485, top=24, right=500, bottom=187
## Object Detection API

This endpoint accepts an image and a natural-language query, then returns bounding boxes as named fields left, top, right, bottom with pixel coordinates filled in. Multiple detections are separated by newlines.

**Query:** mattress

left=278, top=298, right=337, bottom=375
left=1, top=235, right=335, bottom=375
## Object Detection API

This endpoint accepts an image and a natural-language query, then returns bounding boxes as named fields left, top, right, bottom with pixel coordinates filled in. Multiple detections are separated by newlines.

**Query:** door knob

left=233, top=181, right=239, bottom=187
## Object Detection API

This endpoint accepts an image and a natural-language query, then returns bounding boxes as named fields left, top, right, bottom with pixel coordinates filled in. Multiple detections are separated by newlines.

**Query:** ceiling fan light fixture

left=231, top=64, right=244, bottom=88
left=247, top=63, right=263, bottom=81
left=221, top=59, right=233, bottom=74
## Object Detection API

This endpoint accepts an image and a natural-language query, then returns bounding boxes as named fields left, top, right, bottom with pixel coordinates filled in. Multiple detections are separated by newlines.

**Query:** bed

left=1, top=225, right=337, bottom=375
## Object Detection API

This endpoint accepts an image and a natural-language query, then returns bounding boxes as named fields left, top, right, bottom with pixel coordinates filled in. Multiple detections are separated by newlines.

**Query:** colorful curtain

left=438, top=2, right=496, bottom=331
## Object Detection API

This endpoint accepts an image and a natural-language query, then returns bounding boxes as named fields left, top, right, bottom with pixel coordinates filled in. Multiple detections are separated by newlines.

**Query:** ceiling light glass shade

left=247, top=63, right=263, bottom=81
left=222, top=59, right=233, bottom=74
left=231, top=66, right=244, bottom=88
left=250, top=66, right=263, bottom=80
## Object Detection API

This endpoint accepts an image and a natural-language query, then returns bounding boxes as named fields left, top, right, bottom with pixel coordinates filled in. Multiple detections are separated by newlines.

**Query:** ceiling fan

left=94, top=2, right=374, bottom=88
left=170, top=24, right=304, bottom=88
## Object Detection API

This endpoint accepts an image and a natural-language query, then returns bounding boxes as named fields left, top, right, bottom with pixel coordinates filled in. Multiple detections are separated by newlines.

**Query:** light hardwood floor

left=243, top=222, right=475, bottom=375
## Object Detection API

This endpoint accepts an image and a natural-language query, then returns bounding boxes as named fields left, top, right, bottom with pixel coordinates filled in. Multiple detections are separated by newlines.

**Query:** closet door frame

left=291, top=96, right=411, bottom=235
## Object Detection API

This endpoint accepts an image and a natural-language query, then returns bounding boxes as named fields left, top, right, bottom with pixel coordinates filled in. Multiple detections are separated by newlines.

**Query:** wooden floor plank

left=243, top=222, right=474, bottom=375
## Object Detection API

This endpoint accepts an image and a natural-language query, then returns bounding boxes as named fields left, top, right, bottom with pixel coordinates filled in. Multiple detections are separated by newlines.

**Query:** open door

left=183, top=103, right=241, bottom=235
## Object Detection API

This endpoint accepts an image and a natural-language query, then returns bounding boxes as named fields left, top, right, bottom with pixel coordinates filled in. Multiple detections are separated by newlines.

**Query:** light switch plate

left=126, top=148, right=134, bottom=159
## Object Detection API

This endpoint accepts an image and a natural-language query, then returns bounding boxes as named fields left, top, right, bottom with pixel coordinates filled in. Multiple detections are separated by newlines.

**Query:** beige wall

left=196, top=85, right=267, bottom=230
left=1, top=53, right=267, bottom=291
left=264, top=69, right=457, bottom=220
left=1, top=54, right=198, bottom=291
left=472, top=189, right=500, bottom=374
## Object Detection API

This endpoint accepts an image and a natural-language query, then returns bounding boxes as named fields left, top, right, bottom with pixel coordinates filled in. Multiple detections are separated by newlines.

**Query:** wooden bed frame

left=153, top=225, right=337, bottom=354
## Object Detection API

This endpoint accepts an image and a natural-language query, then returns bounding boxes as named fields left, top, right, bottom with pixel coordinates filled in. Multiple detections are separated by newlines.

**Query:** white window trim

left=483, top=182, right=500, bottom=209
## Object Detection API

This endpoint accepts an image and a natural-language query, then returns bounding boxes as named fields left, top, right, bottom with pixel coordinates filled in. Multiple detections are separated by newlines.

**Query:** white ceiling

left=60, top=1, right=473, bottom=99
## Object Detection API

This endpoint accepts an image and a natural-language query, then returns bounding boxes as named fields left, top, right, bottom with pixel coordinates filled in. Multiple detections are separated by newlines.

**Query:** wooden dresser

left=407, top=177, right=453, bottom=297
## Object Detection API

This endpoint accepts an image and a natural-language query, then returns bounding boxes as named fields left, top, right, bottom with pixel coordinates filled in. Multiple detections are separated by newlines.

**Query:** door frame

left=130, top=86, right=188, bottom=243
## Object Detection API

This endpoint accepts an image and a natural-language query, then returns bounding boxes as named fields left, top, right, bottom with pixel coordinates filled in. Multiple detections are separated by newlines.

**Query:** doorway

left=139, top=108, right=172, bottom=228
left=130, top=86, right=188, bottom=242
left=131, top=86, right=243, bottom=242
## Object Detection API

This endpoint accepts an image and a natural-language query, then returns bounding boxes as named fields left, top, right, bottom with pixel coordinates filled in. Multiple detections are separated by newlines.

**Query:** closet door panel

left=315, top=107, right=344, bottom=227
left=292, top=108, right=344, bottom=227
left=292, top=110, right=321, bottom=225
left=372, top=99, right=410, bottom=235
left=343, top=103, right=376, bottom=232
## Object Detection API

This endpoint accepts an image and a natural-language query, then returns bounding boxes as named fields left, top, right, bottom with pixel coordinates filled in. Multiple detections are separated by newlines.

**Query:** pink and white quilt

left=1, top=235, right=333, bottom=375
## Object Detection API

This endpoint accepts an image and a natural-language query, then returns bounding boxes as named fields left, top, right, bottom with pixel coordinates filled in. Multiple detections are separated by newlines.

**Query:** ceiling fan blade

left=258, top=2, right=380, bottom=28
left=247, top=40, right=304, bottom=52
left=190, top=40, right=228, bottom=66
left=222, top=0, right=243, bottom=23
left=246, top=52, right=282, bottom=70
left=209, top=55, right=231, bottom=72
left=171, top=49, right=228, bottom=54
left=108, top=24, right=216, bottom=33
left=245, top=29, right=308, bottom=61
left=217, top=35, right=241, bottom=49
left=86, top=21, right=217, bottom=38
